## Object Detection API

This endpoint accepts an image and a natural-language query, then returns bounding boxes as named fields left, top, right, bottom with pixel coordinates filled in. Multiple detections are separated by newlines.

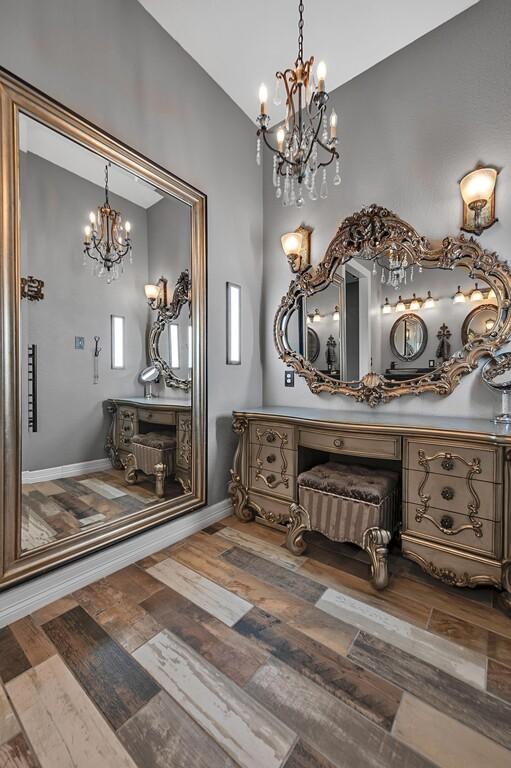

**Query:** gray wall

left=0, top=0, right=263, bottom=503
left=20, top=152, right=148, bottom=470
left=262, top=0, right=511, bottom=419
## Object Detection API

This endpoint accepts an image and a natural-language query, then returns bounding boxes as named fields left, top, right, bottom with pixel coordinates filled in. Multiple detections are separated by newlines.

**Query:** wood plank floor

left=21, top=470, right=183, bottom=552
left=0, top=515, right=510, bottom=767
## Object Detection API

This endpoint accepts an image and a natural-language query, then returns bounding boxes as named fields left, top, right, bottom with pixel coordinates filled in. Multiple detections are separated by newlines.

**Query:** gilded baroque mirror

left=0, top=69, right=206, bottom=588
left=275, top=205, right=511, bottom=405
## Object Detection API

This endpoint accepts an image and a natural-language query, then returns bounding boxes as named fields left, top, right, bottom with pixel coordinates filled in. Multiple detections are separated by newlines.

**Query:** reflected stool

left=124, top=432, right=177, bottom=498
left=286, top=461, right=400, bottom=589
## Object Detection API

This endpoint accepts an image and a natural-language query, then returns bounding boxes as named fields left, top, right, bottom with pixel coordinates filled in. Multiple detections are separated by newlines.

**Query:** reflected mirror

left=390, top=314, right=427, bottom=362
left=20, top=113, right=193, bottom=554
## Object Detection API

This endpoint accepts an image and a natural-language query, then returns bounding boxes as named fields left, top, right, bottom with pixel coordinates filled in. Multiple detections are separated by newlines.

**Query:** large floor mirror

left=0, top=70, right=206, bottom=587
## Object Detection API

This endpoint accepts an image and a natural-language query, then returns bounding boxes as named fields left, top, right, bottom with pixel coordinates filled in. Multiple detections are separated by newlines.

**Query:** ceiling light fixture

left=83, top=164, right=132, bottom=282
left=256, top=1, right=340, bottom=207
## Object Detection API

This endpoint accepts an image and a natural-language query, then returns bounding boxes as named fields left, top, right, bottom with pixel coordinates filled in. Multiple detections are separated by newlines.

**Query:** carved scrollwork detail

left=415, top=450, right=483, bottom=537
left=404, top=551, right=500, bottom=589
left=104, top=400, right=123, bottom=469
left=148, top=270, right=191, bottom=392
left=286, top=503, right=311, bottom=555
left=228, top=415, right=254, bottom=522
left=362, top=528, right=391, bottom=590
left=274, top=204, right=511, bottom=405
left=255, top=428, right=289, bottom=489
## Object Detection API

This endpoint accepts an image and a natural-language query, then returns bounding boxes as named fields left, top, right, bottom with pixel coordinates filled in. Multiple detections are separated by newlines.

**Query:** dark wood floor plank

left=141, top=587, right=267, bottom=686
left=245, top=657, right=434, bottom=768
left=428, top=607, right=511, bottom=666
left=487, top=658, right=511, bottom=703
left=348, top=631, right=511, bottom=751
left=9, top=616, right=56, bottom=667
left=202, top=522, right=227, bottom=534
left=42, top=605, right=160, bottom=729
left=102, top=564, right=165, bottom=604
left=0, top=733, right=39, bottom=768
left=0, top=629, right=31, bottom=684
left=118, top=689, right=239, bottom=768
left=222, top=546, right=325, bottom=603
left=284, top=740, right=338, bottom=768
left=234, top=607, right=401, bottom=730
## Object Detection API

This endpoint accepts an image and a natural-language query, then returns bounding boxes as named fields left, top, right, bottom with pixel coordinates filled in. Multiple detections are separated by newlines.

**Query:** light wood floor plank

left=0, top=686, right=20, bottom=746
left=147, top=559, right=252, bottom=626
left=6, top=655, right=138, bottom=768
left=317, top=588, right=486, bottom=688
left=134, top=629, right=296, bottom=768
left=215, top=526, right=307, bottom=570
left=392, top=693, right=511, bottom=768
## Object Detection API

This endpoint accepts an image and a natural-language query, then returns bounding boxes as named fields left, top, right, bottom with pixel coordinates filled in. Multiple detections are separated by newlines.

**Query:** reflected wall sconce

left=332, top=305, right=340, bottom=321
left=423, top=290, right=435, bottom=309
left=470, top=283, right=484, bottom=302
left=382, top=291, right=436, bottom=314
left=312, top=308, right=321, bottom=323
left=459, top=165, right=498, bottom=236
left=145, top=276, right=168, bottom=310
left=382, top=298, right=392, bottom=314
left=453, top=286, right=466, bottom=304
left=409, top=293, right=422, bottom=311
left=395, top=296, right=406, bottom=313
left=281, top=225, right=312, bottom=273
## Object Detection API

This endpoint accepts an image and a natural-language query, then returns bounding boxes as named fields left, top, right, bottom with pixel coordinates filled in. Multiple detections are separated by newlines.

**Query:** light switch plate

left=75, top=336, right=85, bottom=350
left=284, top=370, right=295, bottom=387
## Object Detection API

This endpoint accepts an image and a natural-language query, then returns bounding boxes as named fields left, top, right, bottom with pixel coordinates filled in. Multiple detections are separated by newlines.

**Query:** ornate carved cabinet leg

left=124, top=453, right=138, bottom=485
left=363, top=527, right=391, bottom=590
left=104, top=400, right=123, bottom=469
left=286, top=503, right=310, bottom=555
left=228, top=416, right=255, bottom=522
left=154, top=463, right=166, bottom=498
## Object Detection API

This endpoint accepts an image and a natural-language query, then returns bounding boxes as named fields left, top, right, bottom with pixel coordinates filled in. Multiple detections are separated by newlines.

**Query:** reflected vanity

left=0, top=69, right=206, bottom=587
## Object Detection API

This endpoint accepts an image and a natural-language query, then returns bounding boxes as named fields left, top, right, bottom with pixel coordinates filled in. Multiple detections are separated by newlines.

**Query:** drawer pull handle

left=441, top=457, right=455, bottom=471
left=265, top=474, right=276, bottom=485
left=333, top=438, right=344, bottom=448
left=440, top=515, right=454, bottom=530
left=266, top=454, right=276, bottom=464
left=441, top=486, right=455, bottom=501
left=146, top=413, right=153, bottom=419
left=266, top=433, right=276, bottom=443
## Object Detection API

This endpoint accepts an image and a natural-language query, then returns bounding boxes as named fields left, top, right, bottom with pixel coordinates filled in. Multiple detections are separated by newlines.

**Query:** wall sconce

left=488, top=287, right=497, bottom=300
left=453, top=285, right=466, bottom=304
left=382, top=298, right=392, bottom=314
left=144, top=276, right=168, bottom=310
left=409, top=293, right=422, bottom=311
left=470, top=282, right=484, bottom=302
left=395, top=296, right=406, bottom=313
left=459, top=166, right=498, bottom=236
left=332, top=305, right=340, bottom=321
left=423, top=290, right=435, bottom=309
left=281, top=225, right=312, bottom=273
left=312, top=308, right=321, bottom=323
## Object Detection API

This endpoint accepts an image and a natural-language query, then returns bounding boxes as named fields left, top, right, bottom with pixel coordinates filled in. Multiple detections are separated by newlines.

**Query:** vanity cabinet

left=229, top=407, right=511, bottom=610
left=105, top=397, right=192, bottom=493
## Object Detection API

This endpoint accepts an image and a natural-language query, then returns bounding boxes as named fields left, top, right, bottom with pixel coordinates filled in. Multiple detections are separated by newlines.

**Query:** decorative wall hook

left=21, top=276, right=44, bottom=301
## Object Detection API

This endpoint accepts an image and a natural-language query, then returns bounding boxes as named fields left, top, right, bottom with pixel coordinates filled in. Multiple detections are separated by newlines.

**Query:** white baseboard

left=0, top=498, right=231, bottom=628
left=22, top=458, right=112, bottom=484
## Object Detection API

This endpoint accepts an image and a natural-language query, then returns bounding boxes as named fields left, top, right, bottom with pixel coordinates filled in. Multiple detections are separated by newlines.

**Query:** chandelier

left=256, top=1, right=340, bottom=207
left=363, top=243, right=423, bottom=290
left=83, top=164, right=132, bottom=282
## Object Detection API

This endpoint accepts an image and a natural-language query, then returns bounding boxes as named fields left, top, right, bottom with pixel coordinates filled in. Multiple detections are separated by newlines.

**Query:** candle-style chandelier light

left=256, top=1, right=340, bottom=207
left=83, top=164, right=132, bottom=282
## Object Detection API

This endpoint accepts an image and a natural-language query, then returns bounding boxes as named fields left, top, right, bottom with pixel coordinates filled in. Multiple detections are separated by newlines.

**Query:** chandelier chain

left=297, top=1, right=304, bottom=62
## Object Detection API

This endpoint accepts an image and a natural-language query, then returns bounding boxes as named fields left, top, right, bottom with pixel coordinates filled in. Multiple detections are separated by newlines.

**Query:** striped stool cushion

left=131, top=432, right=176, bottom=476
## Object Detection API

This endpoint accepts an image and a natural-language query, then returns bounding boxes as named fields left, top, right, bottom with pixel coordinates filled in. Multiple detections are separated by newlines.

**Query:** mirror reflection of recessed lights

left=382, top=297, right=392, bottom=315
left=423, top=290, right=435, bottom=310
left=470, top=283, right=484, bottom=302
left=453, top=286, right=466, bottom=304
left=395, top=296, right=406, bottom=313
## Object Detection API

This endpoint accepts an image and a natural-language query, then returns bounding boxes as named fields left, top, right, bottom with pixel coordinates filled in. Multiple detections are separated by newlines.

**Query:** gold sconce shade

left=382, top=297, right=392, bottom=314
left=459, top=166, right=498, bottom=235
left=423, top=290, right=435, bottom=309
left=395, top=296, right=406, bottom=313
left=453, top=285, right=466, bottom=304
left=470, top=282, right=484, bottom=302
left=281, top=226, right=312, bottom=273
left=409, top=293, right=422, bottom=311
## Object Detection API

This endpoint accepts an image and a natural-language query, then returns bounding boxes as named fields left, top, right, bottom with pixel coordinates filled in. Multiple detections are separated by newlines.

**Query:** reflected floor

left=22, top=469, right=182, bottom=551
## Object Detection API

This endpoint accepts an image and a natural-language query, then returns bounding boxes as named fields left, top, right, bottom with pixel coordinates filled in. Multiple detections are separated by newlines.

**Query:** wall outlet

left=75, top=336, right=85, bottom=350
left=284, top=370, right=294, bottom=387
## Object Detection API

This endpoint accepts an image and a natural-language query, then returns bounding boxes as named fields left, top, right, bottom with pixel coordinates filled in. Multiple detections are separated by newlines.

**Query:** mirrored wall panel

left=20, top=113, right=193, bottom=553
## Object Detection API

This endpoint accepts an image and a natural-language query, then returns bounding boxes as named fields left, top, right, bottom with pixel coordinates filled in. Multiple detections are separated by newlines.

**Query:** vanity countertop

left=110, top=396, right=192, bottom=408
left=234, top=405, right=511, bottom=443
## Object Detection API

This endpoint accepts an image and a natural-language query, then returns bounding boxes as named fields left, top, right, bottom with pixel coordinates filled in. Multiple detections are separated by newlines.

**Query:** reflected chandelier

left=256, top=1, right=340, bottom=207
left=83, top=164, right=132, bottom=283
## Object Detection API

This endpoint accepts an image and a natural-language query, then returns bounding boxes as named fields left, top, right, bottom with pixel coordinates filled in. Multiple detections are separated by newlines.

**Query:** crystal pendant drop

left=256, top=136, right=261, bottom=166
left=381, top=268, right=385, bottom=284
left=272, top=155, right=278, bottom=187
left=372, top=261, right=377, bottom=275
left=309, top=171, right=318, bottom=200
left=320, top=169, right=328, bottom=199
left=289, top=177, right=296, bottom=206
left=333, top=158, right=341, bottom=186
left=275, top=174, right=282, bottom=199
left=273, top=76, right=282, bottom=106
left=296, top=183, right=304, bottom=208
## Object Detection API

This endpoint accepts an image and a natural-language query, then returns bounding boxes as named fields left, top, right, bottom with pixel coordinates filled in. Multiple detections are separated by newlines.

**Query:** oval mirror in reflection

left=307, top=328, right=320, bottom=363
left=139, top=365, right=160, bottom=383
left=461, top=304, right=498, bottom=345
left=390, top=314, right=427, bottom=361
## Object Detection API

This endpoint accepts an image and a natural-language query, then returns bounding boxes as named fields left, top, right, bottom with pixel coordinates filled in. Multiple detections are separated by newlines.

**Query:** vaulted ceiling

left=138, top=0, right=479, bottom=119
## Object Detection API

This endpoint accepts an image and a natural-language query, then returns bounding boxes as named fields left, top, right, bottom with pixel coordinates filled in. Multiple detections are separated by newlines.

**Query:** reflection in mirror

left=390, top=314, right=427, bottom=362
left=305, top=272, right=345, bottom=378
left=482, top=353, right=511, bottom=423
left=461, top=305, right=498, bottom=345
left=19, top=113, right=192, bottom=554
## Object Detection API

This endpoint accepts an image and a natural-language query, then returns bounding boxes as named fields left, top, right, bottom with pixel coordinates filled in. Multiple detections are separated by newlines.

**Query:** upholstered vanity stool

left=286, top=462, right=400, bottom=589
left=124, top=432, right=177, bottom=498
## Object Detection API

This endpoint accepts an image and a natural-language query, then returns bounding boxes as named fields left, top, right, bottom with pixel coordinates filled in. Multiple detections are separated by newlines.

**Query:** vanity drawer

left=248, top=491, right=291, bottom=525
left=405, top=469, right=499, bottom=522
left=401, top=537, right=502, bottom=586
left=299, top=428, right=401, bottom=460
left=249, top=466, right=295, bottom=501
left=138, top=408, right=176, bottom=426
left=403, top=503, right=501, bottom=559
left=249, top=422, right=296, bottom=451
left=405, top=439, right=499, bottom=484
left=251, top=445, right=297, bottom=475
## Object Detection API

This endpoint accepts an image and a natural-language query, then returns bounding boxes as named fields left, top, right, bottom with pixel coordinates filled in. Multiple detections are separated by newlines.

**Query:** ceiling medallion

left=83, top=164, right=132, bottom=283
left=256, top=1, right=340, bottom=207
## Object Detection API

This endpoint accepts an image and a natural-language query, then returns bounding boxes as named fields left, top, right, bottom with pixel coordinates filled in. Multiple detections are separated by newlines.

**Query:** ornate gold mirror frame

left=275, top=205, right=511, bottom=405
left=148, top=270, right=192, bottom=392
left=0, top=68, right=206, bottom=588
